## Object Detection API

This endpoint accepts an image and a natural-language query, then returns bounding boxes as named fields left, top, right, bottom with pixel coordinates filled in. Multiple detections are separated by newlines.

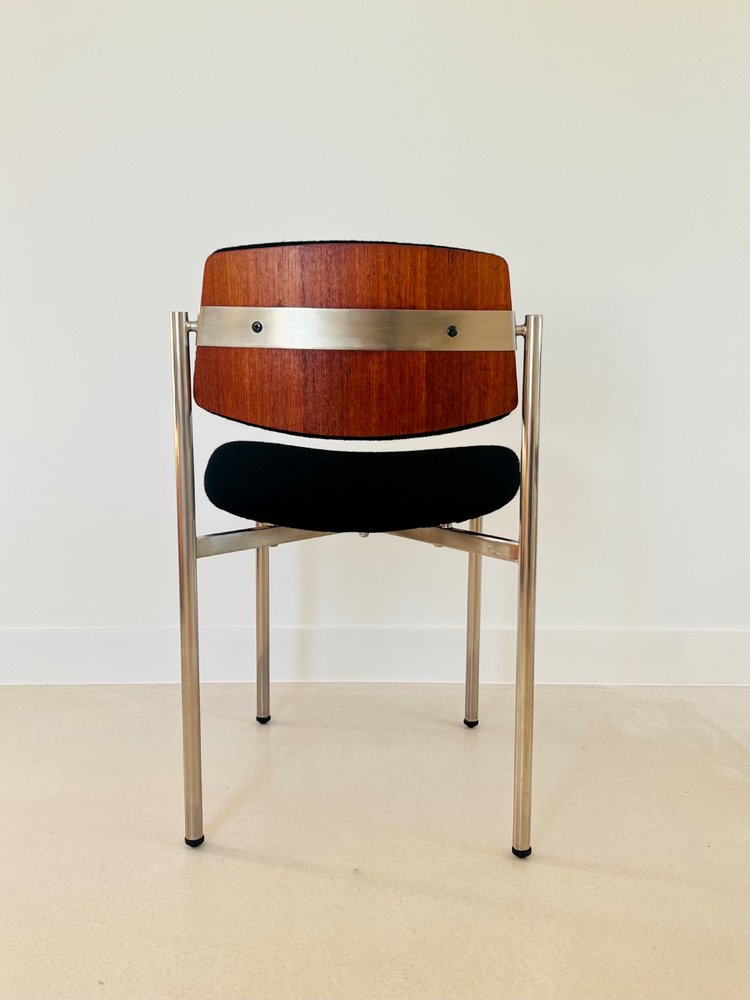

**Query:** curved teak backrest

left=193, top=241, right=517, bottom=439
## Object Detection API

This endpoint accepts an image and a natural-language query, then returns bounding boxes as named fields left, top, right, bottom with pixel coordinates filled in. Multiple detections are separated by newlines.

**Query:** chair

left=171, top=241, right=542, bottom=858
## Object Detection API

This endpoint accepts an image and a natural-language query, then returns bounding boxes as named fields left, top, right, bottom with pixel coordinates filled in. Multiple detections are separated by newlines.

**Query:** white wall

left=1, top=0, right=748, bottom=683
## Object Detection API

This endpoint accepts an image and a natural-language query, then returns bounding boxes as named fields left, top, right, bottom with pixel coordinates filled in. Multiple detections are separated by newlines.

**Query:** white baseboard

left=0, top=626, right=747, bottom=684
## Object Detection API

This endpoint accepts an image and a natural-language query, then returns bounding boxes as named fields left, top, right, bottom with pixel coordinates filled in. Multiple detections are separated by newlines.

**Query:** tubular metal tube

left=388, top=526, right=518, bottom=562
left=464, top=516, right=483, bottom=725
left=197, top=525, right=331, bottom=558
left=171, top=311, right=204, bottom=844
left=512, top=315, right=542, bottom=856
left=256, top=528, right=270, bottom=721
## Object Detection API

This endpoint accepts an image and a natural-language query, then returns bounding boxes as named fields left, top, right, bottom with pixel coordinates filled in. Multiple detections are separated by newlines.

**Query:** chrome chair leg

left=512, top=315, right=542, bottom=859
left=172, top=311, right=204, bottom=848
left=256, top=534, right=271, bottom=724
left=464, top=516, right=482, bottom=727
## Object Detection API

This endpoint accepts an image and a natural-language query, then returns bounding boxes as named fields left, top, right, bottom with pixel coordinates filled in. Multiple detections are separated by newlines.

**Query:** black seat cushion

left=204, top=442, right=520, bottom=533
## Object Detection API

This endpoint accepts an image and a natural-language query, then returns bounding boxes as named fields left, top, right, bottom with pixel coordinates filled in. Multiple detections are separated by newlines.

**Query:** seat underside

left=204, top=442, right=520, bottom=533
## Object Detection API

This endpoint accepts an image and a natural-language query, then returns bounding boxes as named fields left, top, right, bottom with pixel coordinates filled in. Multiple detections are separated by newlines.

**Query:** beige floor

left=0, top=683, right=748, bottom=1000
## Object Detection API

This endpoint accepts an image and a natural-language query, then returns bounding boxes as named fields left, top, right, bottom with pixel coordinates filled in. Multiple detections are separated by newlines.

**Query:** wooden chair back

left=194, top=241, right=517, bottom=438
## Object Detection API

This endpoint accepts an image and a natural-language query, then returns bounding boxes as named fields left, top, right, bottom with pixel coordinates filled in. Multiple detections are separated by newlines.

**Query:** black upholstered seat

left=205, top=442, right=520, bottom=533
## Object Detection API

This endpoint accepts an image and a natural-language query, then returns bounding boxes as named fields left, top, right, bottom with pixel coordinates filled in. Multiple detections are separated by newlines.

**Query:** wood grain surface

left=194, top=242, right=517, bottom=438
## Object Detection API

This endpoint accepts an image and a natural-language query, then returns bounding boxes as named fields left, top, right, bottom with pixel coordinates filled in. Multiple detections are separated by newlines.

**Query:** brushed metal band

left=196, top=307, right=516, bottom=352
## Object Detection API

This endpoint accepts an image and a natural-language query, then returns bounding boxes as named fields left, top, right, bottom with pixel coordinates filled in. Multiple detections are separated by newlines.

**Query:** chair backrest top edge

left=210, top=239, right=504, bottom=258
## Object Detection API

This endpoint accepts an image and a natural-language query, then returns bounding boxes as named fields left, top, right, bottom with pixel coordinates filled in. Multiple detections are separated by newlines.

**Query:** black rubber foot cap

left=256, top=715, right=271, bottom=725
left=512, top=846, right=532, bottom=859
left=463, top=719, right=479, bottom=728
left=185, top=835, right=205, bottom=848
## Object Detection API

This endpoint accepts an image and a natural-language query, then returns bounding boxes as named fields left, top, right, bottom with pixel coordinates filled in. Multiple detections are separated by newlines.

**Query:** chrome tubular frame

left=256, top=526, right=271, bottom=724
left=512, top=315, right=543, bottom=858
left=388, top=525, right=518, bottom=562
left=171, top=311, right=204, bottom=847
left=170, top=307, right=542, bottom=860
left=464, top=516, right=483, bottom=727
left=197, top=525, right=332, bottom=559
